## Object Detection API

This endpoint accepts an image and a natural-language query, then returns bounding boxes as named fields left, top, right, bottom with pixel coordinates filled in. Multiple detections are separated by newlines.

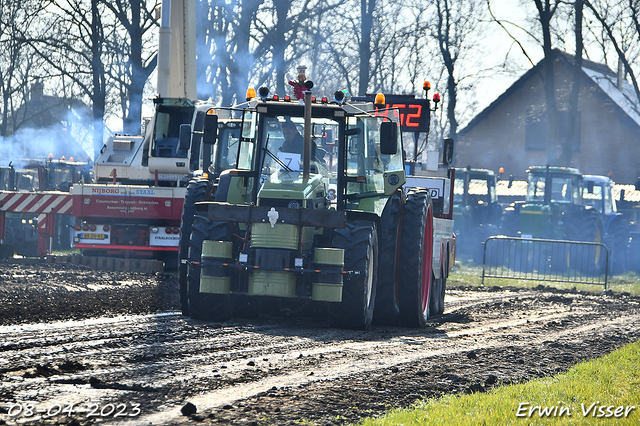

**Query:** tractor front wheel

left=328, top=221, right=378, bottom=330
left=373, top=190, right=403, bottom=325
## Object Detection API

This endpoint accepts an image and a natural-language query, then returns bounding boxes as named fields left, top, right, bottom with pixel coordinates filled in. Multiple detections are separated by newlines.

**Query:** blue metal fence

left=482, top=236, right=609, bottom=289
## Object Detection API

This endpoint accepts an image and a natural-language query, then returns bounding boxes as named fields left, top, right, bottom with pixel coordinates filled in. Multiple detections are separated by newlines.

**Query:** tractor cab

left=212, top=89, right=405, bottom=216
left=502, top=166, right=601, bottom=242
left=0, top=164, right=15, bottom=190
left=453, top=167, right=502, bottom=262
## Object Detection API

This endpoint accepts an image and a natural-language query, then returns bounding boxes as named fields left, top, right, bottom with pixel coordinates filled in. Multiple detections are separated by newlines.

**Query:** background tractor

left=178, top=86, right=455, bottom=330
left=501, top=166, right=605, bottom=274
left=582, top=175, right=629, bottom=274
left=453, top=167, right=502, bottom=263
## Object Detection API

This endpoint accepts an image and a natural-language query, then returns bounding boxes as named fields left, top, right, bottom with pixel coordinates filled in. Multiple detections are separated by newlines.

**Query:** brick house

left=456, top=49, right=640, bottom=184
left=0, top=80, right=90, bottom=163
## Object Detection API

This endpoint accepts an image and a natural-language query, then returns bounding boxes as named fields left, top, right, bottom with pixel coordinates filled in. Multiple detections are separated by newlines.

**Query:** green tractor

left=501, top=165, right=605, bottom=272
left=453, top=167, right=502, bottom=263
left=177, top=87, right=455, bottom=329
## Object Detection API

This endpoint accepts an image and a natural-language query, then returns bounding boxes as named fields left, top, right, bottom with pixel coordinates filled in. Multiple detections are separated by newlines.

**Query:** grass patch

left=449, top=260, right=640, bottom=297
left=358, top=340, right=640, bottom=425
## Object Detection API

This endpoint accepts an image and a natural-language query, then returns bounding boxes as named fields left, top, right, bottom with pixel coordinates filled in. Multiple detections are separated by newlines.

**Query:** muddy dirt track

left=1, top=261, right=640, bottom=426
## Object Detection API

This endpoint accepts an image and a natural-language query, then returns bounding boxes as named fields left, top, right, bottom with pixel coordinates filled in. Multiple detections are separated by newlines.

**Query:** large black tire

left=500, top=208, right=519, bottom=237
left=566, top=209, right=605, bottom=276
left=328, top=221, right=378, bottom=330
left=398, top=189, right=434, bottom=327
left=626, top=233, right=640, bottom=275
left=178, top=179, right=212, bottom=315
left=373, top=190, right=403, bottom=325
left=186, top=216, right=233, bottom=321
left=605, top=217, right=629, bottom=275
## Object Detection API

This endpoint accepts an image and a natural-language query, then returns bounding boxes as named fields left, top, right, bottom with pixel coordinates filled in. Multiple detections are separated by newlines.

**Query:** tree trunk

left=123, top=0, right=145, bottom=135
left=90, top=0, right=106, bottom=159
left=561, top=0, right=582, bottom=165
left=535, top=0, right=560, bottom=164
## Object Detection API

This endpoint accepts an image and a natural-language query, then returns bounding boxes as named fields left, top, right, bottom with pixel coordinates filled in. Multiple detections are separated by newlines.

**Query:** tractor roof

left=454, top=167, right=495, bottom=176
left=583, top=175, right=614, bottom=185
left=526, top=165, right=581, bottom=175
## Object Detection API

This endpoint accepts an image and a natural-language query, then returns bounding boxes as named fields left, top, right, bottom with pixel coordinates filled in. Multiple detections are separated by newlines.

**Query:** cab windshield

left=259, top=115, right=339, bottom=185
left=527, top=173, right=580, bottom=203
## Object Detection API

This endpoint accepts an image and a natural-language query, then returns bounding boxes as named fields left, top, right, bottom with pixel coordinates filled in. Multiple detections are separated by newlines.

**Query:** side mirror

left=179, top=124, right=192, bottom=151
left=635, top=178, right=640, bottom=191
left=203, top=113, right=219, bottom=145
left=442, top=137, right=454, bottom=166
left=586, top=181, right=595, bottom=194
left=508, top=174, right=514, bottom=189
left=379, top=121, right=397, bottom=155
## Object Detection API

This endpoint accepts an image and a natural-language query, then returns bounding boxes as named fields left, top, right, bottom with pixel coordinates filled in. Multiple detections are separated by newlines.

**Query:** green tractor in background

left=501, top=166, right=605, bottom=273
left=177, top=86, right=455, bottom=330
left=453, top=167, right=503, bottom=263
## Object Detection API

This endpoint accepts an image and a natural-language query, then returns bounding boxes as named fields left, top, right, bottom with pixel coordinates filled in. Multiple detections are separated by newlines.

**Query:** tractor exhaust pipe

left=303, top=91, right=312, bottom=181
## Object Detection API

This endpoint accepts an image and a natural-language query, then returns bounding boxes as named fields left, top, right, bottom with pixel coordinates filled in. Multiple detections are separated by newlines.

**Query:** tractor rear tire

left=500, top=208, right=519, bottom=237
left=179, top=178, right=212, bottom=315
left=186, top=216, right=233, bottom=321
left=606, top=218, right=629, bottom=275
left=567, top=209, right=605, bottom=276
left=398, top=189, right=434, bottom=327
left=328, top=221, right=378, bottom=330
left=373, top=190, right=403, bottom=325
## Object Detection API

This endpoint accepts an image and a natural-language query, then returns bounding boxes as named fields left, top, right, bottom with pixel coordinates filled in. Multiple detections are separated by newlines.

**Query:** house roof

left=458, top=49, right=640, bottom=136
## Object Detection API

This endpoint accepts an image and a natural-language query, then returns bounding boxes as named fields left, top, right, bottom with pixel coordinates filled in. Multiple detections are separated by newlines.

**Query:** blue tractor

left=582, top=175, right=629, bottom=274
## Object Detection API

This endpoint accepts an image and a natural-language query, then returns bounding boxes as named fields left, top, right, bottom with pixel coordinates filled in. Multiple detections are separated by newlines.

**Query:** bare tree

left=102, top=0, right=159, bottom=135
left=0, top=0, right=50, bottom=138
left=196, top=0, right=263, bottom=106
left=562, top=0, right=583, bottom=165
left=584, top=0, right=640, bottom=102
left=531, top=0, right=563, bottom=164
left=431, top=0, right=486, bottom=139
left=29, top=0, right=113, bottom=157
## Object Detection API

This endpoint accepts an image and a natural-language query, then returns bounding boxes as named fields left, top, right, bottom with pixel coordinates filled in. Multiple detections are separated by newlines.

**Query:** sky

left=464, top=0, right=544, bottom=124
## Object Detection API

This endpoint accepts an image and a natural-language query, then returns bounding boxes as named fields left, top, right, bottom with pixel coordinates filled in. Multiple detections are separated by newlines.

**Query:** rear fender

left=345, top=210, right=381, bottom=235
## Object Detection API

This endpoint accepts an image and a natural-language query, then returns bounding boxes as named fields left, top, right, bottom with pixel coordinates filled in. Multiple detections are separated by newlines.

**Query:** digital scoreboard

left=352, top=95, right=431, bottom=133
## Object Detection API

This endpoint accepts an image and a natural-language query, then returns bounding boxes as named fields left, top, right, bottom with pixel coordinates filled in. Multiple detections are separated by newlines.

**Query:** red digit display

left=405, top=104, right=422, bottom=128
left=353, top=96, right=430, bottom=132
left=351, top=95, right=431, bottom=132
